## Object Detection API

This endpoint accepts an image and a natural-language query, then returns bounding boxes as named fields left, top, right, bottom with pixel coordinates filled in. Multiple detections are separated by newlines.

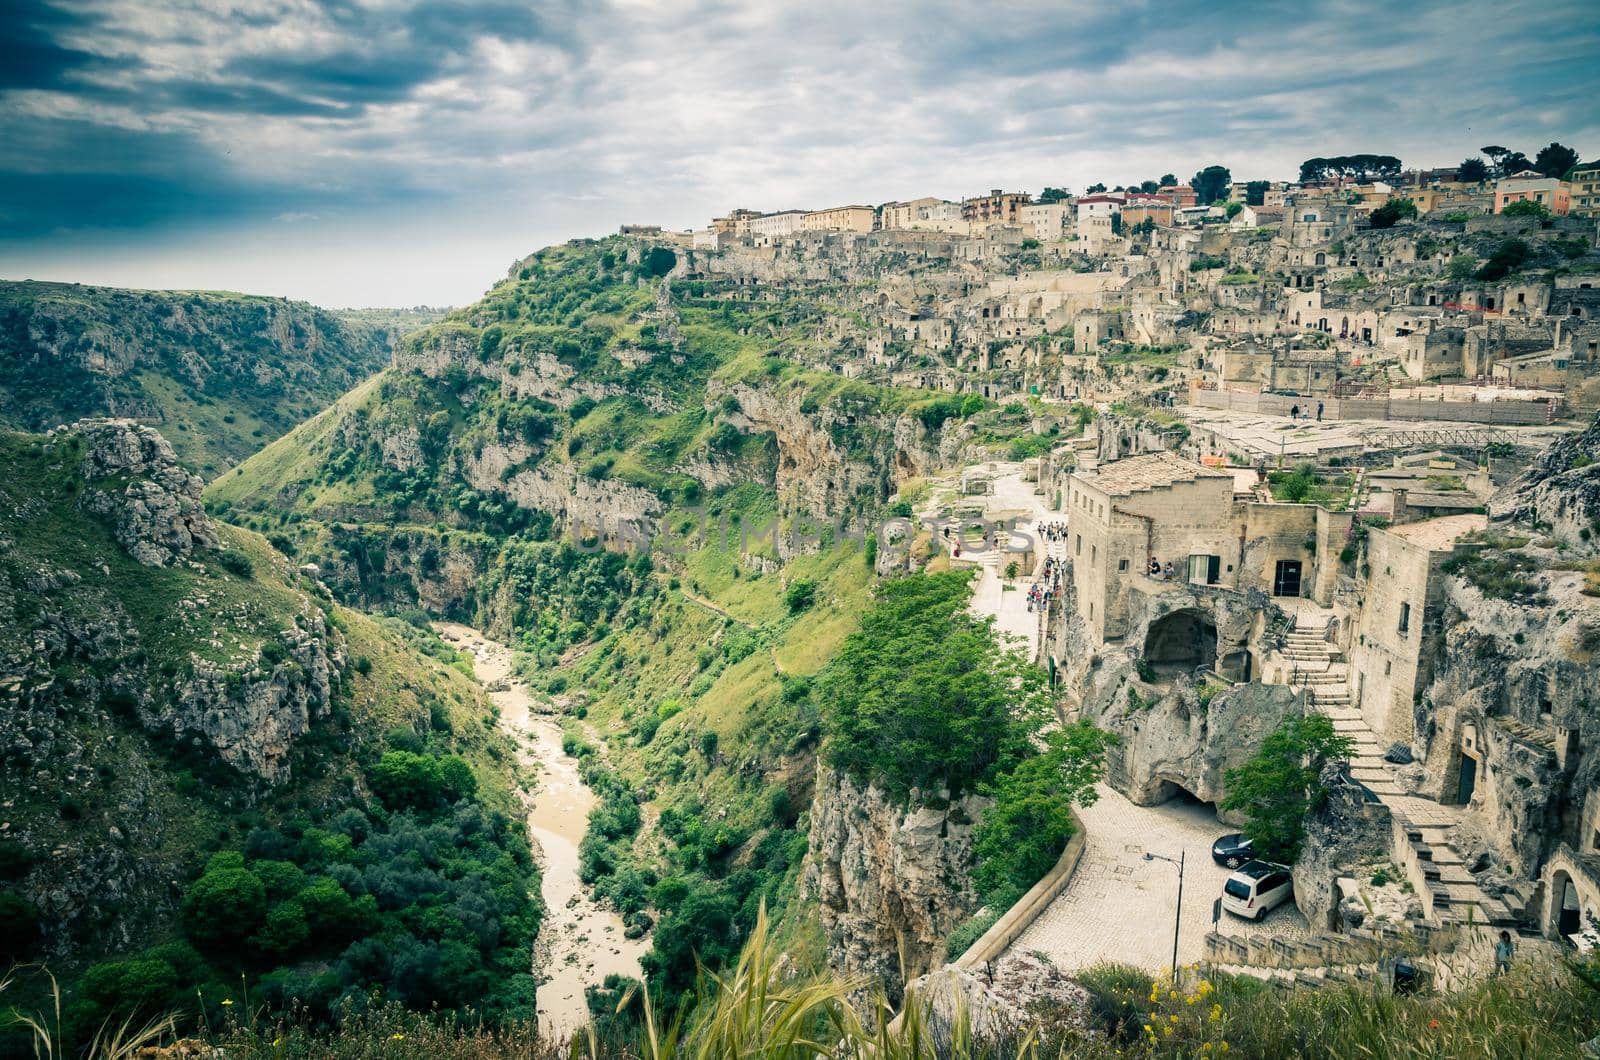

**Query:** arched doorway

left=1143, top=609, right=1218, bottom=678
left=1551, top=869, right=1583, bottom=938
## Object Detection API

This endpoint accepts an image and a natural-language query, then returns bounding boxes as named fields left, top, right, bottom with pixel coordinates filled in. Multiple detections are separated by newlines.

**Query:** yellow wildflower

left=1163, top=1025, right=1173, bottom=1037
left=1203, top=1045, right=1213, bottom=1054
left=390, top=1034, right=405, bottom=1041
left=1187, top=994, right=1198, bottom=1005
left=1198, top=979, right=1214, bottom=996
left=1170, top=1014, right=1180, bottom=1024
left=221, top=999, right=233, bottom=1007
left=1209, top=1003, right=1223, bottom=1023
left=1221, top=1043, right=1230, bottom=1052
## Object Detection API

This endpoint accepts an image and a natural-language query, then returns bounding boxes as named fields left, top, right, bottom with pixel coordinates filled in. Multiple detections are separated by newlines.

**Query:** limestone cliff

left=1492, top=413, right=1600, bottom=552
left=805, top=764, right=986, bottom=1006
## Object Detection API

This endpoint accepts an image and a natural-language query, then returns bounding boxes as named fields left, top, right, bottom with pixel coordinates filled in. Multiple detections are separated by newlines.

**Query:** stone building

left=1347, top=514, right=1487, bottom=745
left=803, top=205, right=877, bottom=233
left=961, top=189, right=1031, bottom=226
left=1063, top=453, right=1350, bottom=649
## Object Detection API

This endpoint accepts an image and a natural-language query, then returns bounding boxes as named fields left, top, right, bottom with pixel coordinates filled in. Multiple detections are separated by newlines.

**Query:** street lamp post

left=1144, top=849, right=1186, bottom=980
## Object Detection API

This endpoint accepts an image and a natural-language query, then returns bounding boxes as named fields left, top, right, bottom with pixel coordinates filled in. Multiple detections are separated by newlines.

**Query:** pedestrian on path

left=1316, top=401, right=1324, bottom=422
left=1494, top=930, right=1514, bottom=975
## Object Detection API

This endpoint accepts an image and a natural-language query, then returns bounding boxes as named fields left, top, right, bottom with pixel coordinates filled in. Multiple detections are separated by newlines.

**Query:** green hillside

left=202, top=235, right=999, bottom=1014
left=0, top=423, right=539, bottom=1048
left=0, top=281, right=399, bottom=476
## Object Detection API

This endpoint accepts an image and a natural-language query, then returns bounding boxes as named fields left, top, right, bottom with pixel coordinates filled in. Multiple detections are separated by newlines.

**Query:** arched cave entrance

left=1143, top=609, right=1218, bottom=679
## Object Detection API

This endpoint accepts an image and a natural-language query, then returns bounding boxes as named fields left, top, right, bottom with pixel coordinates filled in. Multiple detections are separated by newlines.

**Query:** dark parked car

left=1211, top=833, right=1255, bottom=868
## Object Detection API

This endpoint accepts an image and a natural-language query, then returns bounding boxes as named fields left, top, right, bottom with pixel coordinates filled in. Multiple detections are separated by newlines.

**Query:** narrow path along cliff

left=435, top=622, right=649, bottom=1041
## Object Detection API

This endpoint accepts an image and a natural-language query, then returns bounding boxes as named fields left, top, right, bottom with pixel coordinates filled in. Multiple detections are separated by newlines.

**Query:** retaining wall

left=952, top=812, right=1088, bottom=970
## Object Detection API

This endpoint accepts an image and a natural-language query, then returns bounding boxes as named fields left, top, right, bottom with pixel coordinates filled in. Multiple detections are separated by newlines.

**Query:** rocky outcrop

left=71, top=419, right=218, bottom=565
left=0, top=281, right=391, bottom=470
left=805, top=764, right=987, bottom=1006
left=903, top=953, right=1089, bottom=1046
left=1293, top=763, right=1398, bottom=930
left=1413, top=565, right=1600, bottom=877
left=1491, top=411, right=1600, bottom=553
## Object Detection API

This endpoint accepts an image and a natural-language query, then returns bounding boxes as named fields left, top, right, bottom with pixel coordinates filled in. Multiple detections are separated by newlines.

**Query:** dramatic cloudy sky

left=1, top=0, right=1597, bottom=307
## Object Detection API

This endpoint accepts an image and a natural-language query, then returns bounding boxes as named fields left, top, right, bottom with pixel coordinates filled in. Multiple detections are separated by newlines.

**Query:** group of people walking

left=1028, top=555, right=1064, bottom=613
left=1037, top=520, right=1067, bottom=545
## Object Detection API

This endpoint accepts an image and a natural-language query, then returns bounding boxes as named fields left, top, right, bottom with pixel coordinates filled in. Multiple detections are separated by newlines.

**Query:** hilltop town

left=591, top=143, right=1600, bottom=1014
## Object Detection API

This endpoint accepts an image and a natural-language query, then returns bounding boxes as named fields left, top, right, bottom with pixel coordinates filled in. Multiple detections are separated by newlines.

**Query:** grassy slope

left=0, top=281, right=393, bottom=476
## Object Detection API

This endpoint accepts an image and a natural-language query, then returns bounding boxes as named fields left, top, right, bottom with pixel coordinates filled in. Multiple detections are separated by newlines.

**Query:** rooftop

left=1384, top=513, right=1487, bottom=550
left=1075, top=452, right=1230, bottom=497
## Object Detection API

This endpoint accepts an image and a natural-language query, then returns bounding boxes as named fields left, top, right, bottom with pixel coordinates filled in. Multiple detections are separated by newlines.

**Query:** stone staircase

left=1281, top=614, right=1523, bottom=928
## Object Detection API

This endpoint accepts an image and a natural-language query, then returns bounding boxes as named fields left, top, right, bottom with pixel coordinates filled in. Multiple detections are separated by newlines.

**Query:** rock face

left=1293, top=763, right=1397, bottom=930
left=71, top=419, right=218, bottom=565
left=805, top=764, right=986, bottom=1006
left=1062, top=581, right=1298, bottom=807
left=1492, top=412, right=1600, bottom=553
left=903, top=953, right=1089, bottom=1047
left=1413, top=567, right=1599, bottom=877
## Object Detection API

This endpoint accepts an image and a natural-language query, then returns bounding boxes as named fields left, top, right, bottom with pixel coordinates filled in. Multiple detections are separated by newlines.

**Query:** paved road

left=1006, top=784, right=1309, bottom=974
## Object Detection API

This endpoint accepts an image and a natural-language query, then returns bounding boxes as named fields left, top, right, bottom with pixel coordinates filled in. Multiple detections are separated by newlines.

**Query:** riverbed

left=435, top=622, right=648, bottom=1042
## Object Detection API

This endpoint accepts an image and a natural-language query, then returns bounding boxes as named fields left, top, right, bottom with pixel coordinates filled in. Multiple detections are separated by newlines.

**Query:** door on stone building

left=1560, top=878, right=1582, bottom=937
left=1188, top=554, right=1221, bottom=585
left=1457, top=753, right=1478, bottom=805
left=1272, top=560, right=1303, bottom=597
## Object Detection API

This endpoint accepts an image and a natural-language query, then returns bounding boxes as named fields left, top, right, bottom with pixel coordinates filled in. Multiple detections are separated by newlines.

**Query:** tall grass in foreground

left=9, top=908, right=1600, bottom=1058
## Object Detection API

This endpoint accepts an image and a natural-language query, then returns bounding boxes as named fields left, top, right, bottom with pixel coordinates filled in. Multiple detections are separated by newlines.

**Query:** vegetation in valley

left=0, top=429, right=538, bottom=1053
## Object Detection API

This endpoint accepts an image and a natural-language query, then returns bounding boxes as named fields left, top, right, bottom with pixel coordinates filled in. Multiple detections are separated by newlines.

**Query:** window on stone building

left=1398, top=602, right=1411, bottom=634
left=1119, top=558, right=1129, bottom=572
left=1385, top=660, right=1392, bottom=675
left=1075, top=534, right=1082, bottom=556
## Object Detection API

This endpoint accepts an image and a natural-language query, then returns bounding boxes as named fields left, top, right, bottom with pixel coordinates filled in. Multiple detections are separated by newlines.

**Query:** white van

left=1221, top=860, right=1294, bottom=920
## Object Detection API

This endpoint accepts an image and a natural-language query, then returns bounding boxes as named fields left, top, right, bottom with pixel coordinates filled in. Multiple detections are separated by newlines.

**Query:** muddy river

left=435, top=623, right=648, bottom=1042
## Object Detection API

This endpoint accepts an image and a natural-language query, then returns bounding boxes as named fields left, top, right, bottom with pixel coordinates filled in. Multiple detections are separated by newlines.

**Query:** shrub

left=183, top=852, right=268, bottom=951
left=784, top=580, right=816, bottom=613
left=0, top=891, right=41, bottom=956
left=218, top=550, right=254, bottom=578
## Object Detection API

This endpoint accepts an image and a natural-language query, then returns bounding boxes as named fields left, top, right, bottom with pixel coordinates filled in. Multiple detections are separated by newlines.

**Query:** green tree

left=1158, top=173, right=1176, bottom=187
left=971, top=723, right=1116, bottom=904
left=1476, top=238, right=1532, bottom=280
left=1457, top=156, right=1489, bottom=183
left=1501, top=199, right=1551, bottom=220
left=1086, top=183, right=1107, bottom=194
left=1221, top=714, right=1353, bottom=862
left=1245, top=180, right=1270, bottom=206
left=1038, top=187, right=1070, bottom=203
left=1191, top=165, right=1232, bottom=205
left=1225, top=201, right=1244, bottom=219
left=820, top=572, right=1051, bottom=798
left=1534, top=142, right=1579, bottom=180
left=252, top=899, right=310, bottom=959
left=183, top=852, right=268, bottom=952
left=1368, top=198, right=1418, bottom=229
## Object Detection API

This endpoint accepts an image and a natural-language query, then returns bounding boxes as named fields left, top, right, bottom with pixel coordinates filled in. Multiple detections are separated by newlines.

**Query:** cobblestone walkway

left=1006, top=784, right=1309, bottom=973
